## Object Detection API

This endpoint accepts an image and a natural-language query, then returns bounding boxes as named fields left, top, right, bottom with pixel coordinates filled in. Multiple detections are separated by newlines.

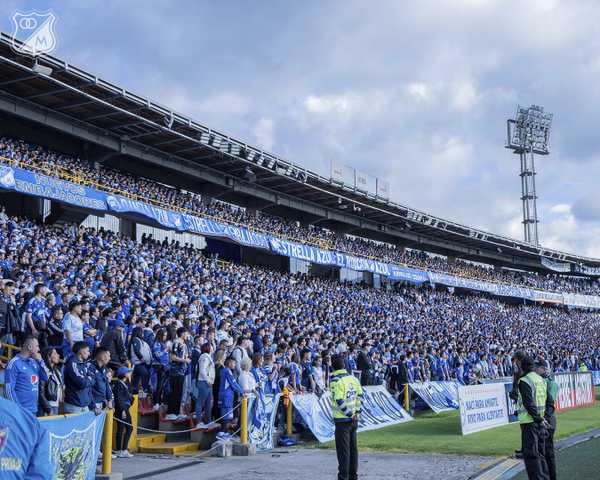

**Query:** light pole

left=506, top=105, right=553, bottom=245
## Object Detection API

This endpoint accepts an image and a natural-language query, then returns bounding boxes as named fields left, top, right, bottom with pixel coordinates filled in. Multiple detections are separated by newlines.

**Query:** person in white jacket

left=195, top=343, right=215, bottom=428
left=238, top=358, right=257, bottom=395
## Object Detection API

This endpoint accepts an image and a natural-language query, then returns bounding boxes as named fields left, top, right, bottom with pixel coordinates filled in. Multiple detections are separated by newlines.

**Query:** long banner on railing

left=3, top=163, right=600, bottom=308
left=291, top=385, right=412, bottom=443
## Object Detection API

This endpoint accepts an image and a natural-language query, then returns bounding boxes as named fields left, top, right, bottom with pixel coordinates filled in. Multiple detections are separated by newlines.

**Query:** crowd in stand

left=1, top=216, right=599, bottom=448
left=1, top=137, right=600, bottom=297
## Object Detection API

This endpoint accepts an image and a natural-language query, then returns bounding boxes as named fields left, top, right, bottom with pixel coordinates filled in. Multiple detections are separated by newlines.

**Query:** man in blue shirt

left=4, top=336, right=48, bottom=415
left=25, top=284, right=49, bottom=347
left=0, top=396, right=52, bottom=479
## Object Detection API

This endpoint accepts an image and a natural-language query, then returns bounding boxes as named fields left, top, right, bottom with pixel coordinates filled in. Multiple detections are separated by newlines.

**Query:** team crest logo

left=11, top=11, right=57, bottom=56
left=0, top=166, right=15, bottom=189
left=0, top=427, right=8, bottom=454
left=31, top=374, right=39, bottom=385
left=49, top=421, right=96, bottom=480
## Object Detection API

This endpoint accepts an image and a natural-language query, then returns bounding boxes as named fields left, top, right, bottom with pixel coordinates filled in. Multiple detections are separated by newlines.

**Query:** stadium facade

left=0, top=31, right=599, bottom=305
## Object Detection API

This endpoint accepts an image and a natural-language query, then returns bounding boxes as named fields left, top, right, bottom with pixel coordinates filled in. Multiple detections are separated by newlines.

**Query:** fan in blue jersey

left=4, top=336, right=48, bottom=415
left=0, top=396, right=52, bottom=479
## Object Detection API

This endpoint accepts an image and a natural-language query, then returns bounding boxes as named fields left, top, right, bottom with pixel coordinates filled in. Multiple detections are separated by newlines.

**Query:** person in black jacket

left=38, top=346, right=64, bottom=416
left=64, top=341, right=94, bottom=413
left=100, top=318, right=127, bottom=369
left=89, top=346, right=114, bottom=412
left=112, top=366, right=134, bottom=458
left=0, top=280, right=22, bottom=347
left=356, top=342, right=373, bottom=386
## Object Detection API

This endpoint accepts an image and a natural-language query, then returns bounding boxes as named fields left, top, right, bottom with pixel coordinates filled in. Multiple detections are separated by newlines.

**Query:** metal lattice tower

left=506, top=105, right=553, bottom=245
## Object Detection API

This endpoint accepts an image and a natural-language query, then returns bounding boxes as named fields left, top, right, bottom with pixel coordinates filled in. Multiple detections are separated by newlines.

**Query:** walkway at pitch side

left=111, top=449, right=493, bottom=480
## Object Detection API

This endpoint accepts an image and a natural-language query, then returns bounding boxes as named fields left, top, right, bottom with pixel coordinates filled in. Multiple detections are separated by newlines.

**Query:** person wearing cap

left=535, top=358, right=558, bottom=480
left=330, top=353, right=364, bottom=480
left=112, top=366, right=134, bottom=458
left=510, top=350, right=527, bottom=458
left=100, top=316, right=128, bottom=369
left=517, top=355, right=550, bottom=480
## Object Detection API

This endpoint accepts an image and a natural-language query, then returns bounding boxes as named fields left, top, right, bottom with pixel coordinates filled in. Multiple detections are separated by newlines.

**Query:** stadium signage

left=458, top=383, right=510, bottom=435
left=5, top=162, right=600, bottom=310
left=554, top=372, right=595, bottom=412
left=1, top=166, right=107, bottom=211
left=291, top=385, right=412, bottom=443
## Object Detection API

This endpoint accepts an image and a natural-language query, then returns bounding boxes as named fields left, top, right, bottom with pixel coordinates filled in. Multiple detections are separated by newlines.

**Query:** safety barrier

left=0, top=342, right=21, bottom=362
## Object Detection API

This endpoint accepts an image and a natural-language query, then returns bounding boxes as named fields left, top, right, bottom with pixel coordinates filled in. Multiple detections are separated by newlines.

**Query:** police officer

left=330, top=353, right=364, bottom=480
left=517, top=355, right=550, bottom=480
left=0, top=395, right=52, bottom=479
left=535, top=358, right=558, bottom=480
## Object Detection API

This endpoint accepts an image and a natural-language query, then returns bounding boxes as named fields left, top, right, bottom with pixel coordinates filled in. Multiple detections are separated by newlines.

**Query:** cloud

left=3, top=0, right=600, bottom=256
left=252, top=117, right=275, bottom=151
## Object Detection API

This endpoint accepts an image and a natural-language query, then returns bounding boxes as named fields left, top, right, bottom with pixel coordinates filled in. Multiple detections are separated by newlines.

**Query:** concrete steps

left=136, top=433, right=166, bottom=449
left=138, top=441, right=200, bottom=455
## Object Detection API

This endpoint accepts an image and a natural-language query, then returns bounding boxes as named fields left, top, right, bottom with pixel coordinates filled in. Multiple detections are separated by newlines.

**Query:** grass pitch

left=318, top=390, right=600, bottom=457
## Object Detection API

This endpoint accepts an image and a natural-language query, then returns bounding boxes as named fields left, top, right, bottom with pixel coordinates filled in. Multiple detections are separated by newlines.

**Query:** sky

left=3, top=0, right=600, bottom=256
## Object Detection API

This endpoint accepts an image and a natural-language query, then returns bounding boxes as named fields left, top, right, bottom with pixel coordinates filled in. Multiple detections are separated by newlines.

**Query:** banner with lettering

left=291, top=385, right=412, bottom=443
left=458, top=383, right=510, bottom=435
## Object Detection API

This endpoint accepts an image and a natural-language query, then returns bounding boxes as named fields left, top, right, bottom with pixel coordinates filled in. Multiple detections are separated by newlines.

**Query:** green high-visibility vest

left=517, top=372, right=547, bottom=424
left=330, top=369, right=364, bottom=421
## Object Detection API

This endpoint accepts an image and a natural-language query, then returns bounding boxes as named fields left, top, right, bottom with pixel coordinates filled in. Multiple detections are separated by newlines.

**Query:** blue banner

left=182, top=213, right=270, bottom=249
left=291, top=385, right=412, bottom=443
left=409, top=381, right=460, bottom=413
left=4, top=162, right=600, bottom=310
left=106, top=194, right=184, bottom=231
left=39, top=410, right=106, bottom=480
left=0, top=165, right=107, bottom=211
left=388, top=265, right=429, bottom=284
left=247, top=393, right=280, bottom=450
left=591, top=371, right=600, bottom=386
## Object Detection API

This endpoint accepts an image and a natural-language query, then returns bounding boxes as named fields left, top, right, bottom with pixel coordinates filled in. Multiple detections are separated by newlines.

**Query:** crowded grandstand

left=0, top=19, right=598, bottom=480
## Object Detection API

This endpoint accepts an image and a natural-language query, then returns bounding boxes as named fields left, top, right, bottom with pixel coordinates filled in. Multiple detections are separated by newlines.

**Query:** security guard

left=330, top=353, right=364, bottom=480
left=535, top=358, right=558, bottom=480
left=517, top=355, right=550, bottom=480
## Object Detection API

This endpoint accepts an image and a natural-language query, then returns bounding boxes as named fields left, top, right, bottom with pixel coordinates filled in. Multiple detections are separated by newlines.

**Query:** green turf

left=317, top=391, right=600, bottom=457
left=512, top=436, right=600, bottom=480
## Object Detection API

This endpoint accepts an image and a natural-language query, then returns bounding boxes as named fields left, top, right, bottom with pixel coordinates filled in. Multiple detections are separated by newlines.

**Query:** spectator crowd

left=0, top=215, right=599, bottom=448
left=1, top=136, right=600, bottom=297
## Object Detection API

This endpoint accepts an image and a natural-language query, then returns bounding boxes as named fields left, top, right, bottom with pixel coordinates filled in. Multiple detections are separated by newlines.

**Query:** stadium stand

left=1, top=136, right=600, bottom=297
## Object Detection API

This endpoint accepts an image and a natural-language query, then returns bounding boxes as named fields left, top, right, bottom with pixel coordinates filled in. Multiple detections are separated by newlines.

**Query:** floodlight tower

left=506, top=105, right=553, bottom=245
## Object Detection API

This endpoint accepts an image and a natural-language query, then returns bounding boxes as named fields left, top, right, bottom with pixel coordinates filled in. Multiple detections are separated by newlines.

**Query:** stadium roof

left=0, top=31, right=598, bottom=269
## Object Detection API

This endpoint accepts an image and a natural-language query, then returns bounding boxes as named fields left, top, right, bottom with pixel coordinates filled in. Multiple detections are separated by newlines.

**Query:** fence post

left=286, top=392, right=293, bottom=436
left=102, top=409, right=114, bottom=475
left=404, top=384, right=410, bottom=412
left=240, top=396, right=248, bottom=444
left=128, top=394, right=139, bottom=452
